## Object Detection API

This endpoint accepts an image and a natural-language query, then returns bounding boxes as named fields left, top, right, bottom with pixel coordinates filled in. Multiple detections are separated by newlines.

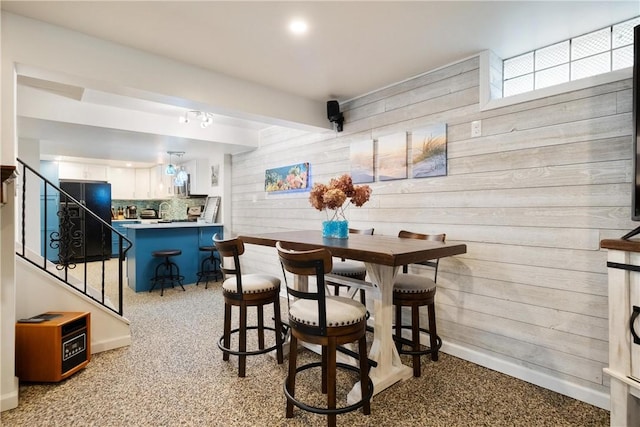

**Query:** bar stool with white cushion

left=393, top=230, right=445, bottom=377
left=213, top=235, right=285, bottom=378
left=276, top=241, right=373, bottom=427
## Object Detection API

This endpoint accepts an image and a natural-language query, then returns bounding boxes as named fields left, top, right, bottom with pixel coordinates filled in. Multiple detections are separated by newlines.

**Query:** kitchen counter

left=122, top=221, right=222, bottom=229
left=124, top=222, right=223, bottom=292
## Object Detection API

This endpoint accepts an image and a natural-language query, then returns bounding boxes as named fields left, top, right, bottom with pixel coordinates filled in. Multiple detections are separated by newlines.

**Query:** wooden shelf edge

left=1, top=165, right=17, bottom=183
left=1, top=165, right=17, bottom=205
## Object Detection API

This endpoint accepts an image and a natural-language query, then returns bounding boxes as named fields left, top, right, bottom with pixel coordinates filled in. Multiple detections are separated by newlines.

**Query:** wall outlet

left=471, top=120, right=482, bottom=137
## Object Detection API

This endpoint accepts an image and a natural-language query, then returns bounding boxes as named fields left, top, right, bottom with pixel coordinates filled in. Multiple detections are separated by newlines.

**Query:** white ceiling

left=3, top=1, right=639, bottom=167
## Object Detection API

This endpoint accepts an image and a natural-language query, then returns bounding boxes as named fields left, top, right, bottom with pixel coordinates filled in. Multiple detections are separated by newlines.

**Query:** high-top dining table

left=239, top=229, right=467, bottom=402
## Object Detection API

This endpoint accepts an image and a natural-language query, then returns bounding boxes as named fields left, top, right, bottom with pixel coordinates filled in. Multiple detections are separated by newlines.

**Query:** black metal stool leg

left=150, top=250, right=185, bottom=295
left=171, top=259, right=185, bottom=292
left=196, top=248, right=222, bottom=289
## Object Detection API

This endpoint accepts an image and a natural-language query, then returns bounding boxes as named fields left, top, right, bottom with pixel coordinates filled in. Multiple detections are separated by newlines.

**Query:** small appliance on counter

left=125, top=205, right=137, bottom=219
left=140, top=208, right=158, bottom=219
left=187, top=205, right=203, bottom=221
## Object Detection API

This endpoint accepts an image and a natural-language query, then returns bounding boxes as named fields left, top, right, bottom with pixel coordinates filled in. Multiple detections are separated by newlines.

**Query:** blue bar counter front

left=123, top=222, right=223, bottom=292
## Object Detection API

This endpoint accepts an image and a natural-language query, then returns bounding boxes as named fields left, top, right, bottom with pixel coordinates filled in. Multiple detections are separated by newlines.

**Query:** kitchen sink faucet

left=159, top=201, right=170, bottom=220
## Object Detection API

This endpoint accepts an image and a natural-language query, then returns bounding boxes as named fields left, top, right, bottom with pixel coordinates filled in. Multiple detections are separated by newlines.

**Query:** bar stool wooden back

left=326, top=227, right=374, bottom=304
left=393, top=230, right=446, bottom=377
left=276, top=241, right=372, bottom=427
left=213, top=235, right=285, bottom=377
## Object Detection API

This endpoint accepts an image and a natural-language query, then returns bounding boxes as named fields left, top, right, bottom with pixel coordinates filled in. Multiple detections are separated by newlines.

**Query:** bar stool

left=196, top=245, right=222, bottom=289
left=393, top=231, right=445, bottom=377
left=149, top=249, right=185, bottom=296
left=276, top=241, right=373, bottom=427
left=213, top=235, right=285, bottom=377
left=326, top=228, right=374, bottom=304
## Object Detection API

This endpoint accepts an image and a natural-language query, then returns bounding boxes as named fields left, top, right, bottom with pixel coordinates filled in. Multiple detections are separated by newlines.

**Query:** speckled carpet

left=1, top=261, right=609, bottom=426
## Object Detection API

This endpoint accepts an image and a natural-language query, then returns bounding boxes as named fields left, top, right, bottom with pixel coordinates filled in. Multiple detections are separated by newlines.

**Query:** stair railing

left=15, top=159, right=132, bottom=316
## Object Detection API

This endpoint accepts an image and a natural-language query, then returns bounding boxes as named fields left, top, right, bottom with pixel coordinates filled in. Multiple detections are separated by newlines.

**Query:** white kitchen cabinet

left=107, top=167, right=135, bottom=199
left=148, top=165, right=172, bottom=199
left=182, top=159, right=210, bottom=196
left=58, top=161, right=107, bottom=181
left=134, top=168, right=150, bottom=199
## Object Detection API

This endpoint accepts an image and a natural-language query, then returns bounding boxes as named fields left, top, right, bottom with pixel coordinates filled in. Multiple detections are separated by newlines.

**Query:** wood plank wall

left=230, top=55, right=634, bottom=405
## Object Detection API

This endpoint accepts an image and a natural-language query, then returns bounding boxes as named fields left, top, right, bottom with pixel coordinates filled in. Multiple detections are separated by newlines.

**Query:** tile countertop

left=122, top=222, right=223, bottom=229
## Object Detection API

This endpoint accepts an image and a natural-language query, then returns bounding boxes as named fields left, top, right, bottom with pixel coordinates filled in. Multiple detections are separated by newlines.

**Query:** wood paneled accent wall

left=230, top=55, right=634, bottom=407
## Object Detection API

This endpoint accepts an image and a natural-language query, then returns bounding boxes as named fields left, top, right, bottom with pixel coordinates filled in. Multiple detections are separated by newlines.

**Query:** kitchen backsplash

left=113, top=197, right=207, bottom=220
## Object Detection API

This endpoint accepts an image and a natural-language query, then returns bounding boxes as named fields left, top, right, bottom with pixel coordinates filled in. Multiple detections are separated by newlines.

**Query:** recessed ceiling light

left=289, top=19, right=308, bottom=35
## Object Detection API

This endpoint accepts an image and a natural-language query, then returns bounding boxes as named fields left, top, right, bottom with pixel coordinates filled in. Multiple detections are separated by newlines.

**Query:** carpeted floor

left=1, top=260, right=609, bottom=426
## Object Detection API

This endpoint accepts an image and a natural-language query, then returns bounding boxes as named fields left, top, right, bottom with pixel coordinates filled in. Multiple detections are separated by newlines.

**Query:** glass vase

left=322, top=220, right=349, bottom=239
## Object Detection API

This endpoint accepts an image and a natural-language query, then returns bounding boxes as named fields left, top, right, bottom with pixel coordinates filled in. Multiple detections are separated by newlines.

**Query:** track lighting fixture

left=179, top=110, right=214, bottom=128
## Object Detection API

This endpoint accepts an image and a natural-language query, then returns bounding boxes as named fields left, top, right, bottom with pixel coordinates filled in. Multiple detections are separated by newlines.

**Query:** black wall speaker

left=326, top=100, right=344, bottom=132
left=327, top=100, right=340, bottom=120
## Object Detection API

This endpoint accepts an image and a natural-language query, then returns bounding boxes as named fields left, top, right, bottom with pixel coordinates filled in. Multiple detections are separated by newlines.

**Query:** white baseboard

left=91, top=335, right=132, bottom=354
left=441, top=341, right=610, bottom=410
left=0, top=376, right=19, bottom=412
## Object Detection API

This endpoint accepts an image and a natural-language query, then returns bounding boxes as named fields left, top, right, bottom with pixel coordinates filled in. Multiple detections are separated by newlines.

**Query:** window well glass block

left=535, top=64, right=569, bottom=89
left=613, top=17, right=640, bottom=48
left=571, top=52, right=611, bottom=80
left=504, top=52, right=533, bottom=79
left=504, top=74, right=533, bottom=97
left=536, top=41, right=569, bottom=70
left=612, top=45, right=634, bottom=70
left=572, top=28, right=611, bottom=60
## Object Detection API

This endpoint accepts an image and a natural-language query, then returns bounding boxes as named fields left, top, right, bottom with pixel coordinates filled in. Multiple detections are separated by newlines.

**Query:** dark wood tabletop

left=601, top=238, right=640, bottom=253
left=239, top=230, right=467, bottom=266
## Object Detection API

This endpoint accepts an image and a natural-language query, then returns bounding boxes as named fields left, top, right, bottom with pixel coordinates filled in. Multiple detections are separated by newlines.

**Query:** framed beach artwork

left=350, top=139, right=374, bottom=184
left=264, top=162, right=310, bottom=193
left=410, top=123, right=447, bottom=178
left=377, top=132, right=407, bottom=181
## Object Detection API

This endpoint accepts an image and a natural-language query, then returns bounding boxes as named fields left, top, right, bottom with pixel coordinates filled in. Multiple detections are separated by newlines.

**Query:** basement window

left=503, top=16, right=639, bottom=98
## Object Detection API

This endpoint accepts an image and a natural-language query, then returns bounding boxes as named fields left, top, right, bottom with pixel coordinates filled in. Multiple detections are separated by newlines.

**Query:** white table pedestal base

left=347, top=263, right=413, bottom=404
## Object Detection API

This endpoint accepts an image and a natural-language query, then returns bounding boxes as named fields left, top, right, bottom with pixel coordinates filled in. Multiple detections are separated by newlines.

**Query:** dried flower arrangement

left=309, top=173, right=372, bottom=221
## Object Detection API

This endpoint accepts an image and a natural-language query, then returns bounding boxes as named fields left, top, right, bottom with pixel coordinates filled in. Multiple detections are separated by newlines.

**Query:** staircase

left=14, top=159, right=132, bottom=353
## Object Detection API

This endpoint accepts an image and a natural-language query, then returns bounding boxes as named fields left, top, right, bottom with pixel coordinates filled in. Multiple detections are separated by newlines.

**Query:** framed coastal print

left=410, top=123, right=447, bottom=178
left=350, top=139, right=374, bottom=184
left=377, top=132, right=407, bottom=181
left=264, top=162, right=310, bottom=193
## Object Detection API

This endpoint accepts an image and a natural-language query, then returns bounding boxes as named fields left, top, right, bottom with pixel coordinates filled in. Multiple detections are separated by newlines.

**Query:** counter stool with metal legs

left=149, top=249, right=185, bottom=296
left=196, top=245, right=222, bottom=289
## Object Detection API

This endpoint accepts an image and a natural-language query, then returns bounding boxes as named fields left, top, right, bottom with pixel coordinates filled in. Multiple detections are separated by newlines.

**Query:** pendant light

left=174, top=166, right=189, bottom=186
left=165, top=151, right=185, bottom=176
left=165, top=152, right=176, bottom=175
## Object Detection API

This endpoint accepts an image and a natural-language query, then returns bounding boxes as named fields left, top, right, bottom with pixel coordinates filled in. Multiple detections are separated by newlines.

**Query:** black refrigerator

left=59, top=180, right=112, bottom=262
